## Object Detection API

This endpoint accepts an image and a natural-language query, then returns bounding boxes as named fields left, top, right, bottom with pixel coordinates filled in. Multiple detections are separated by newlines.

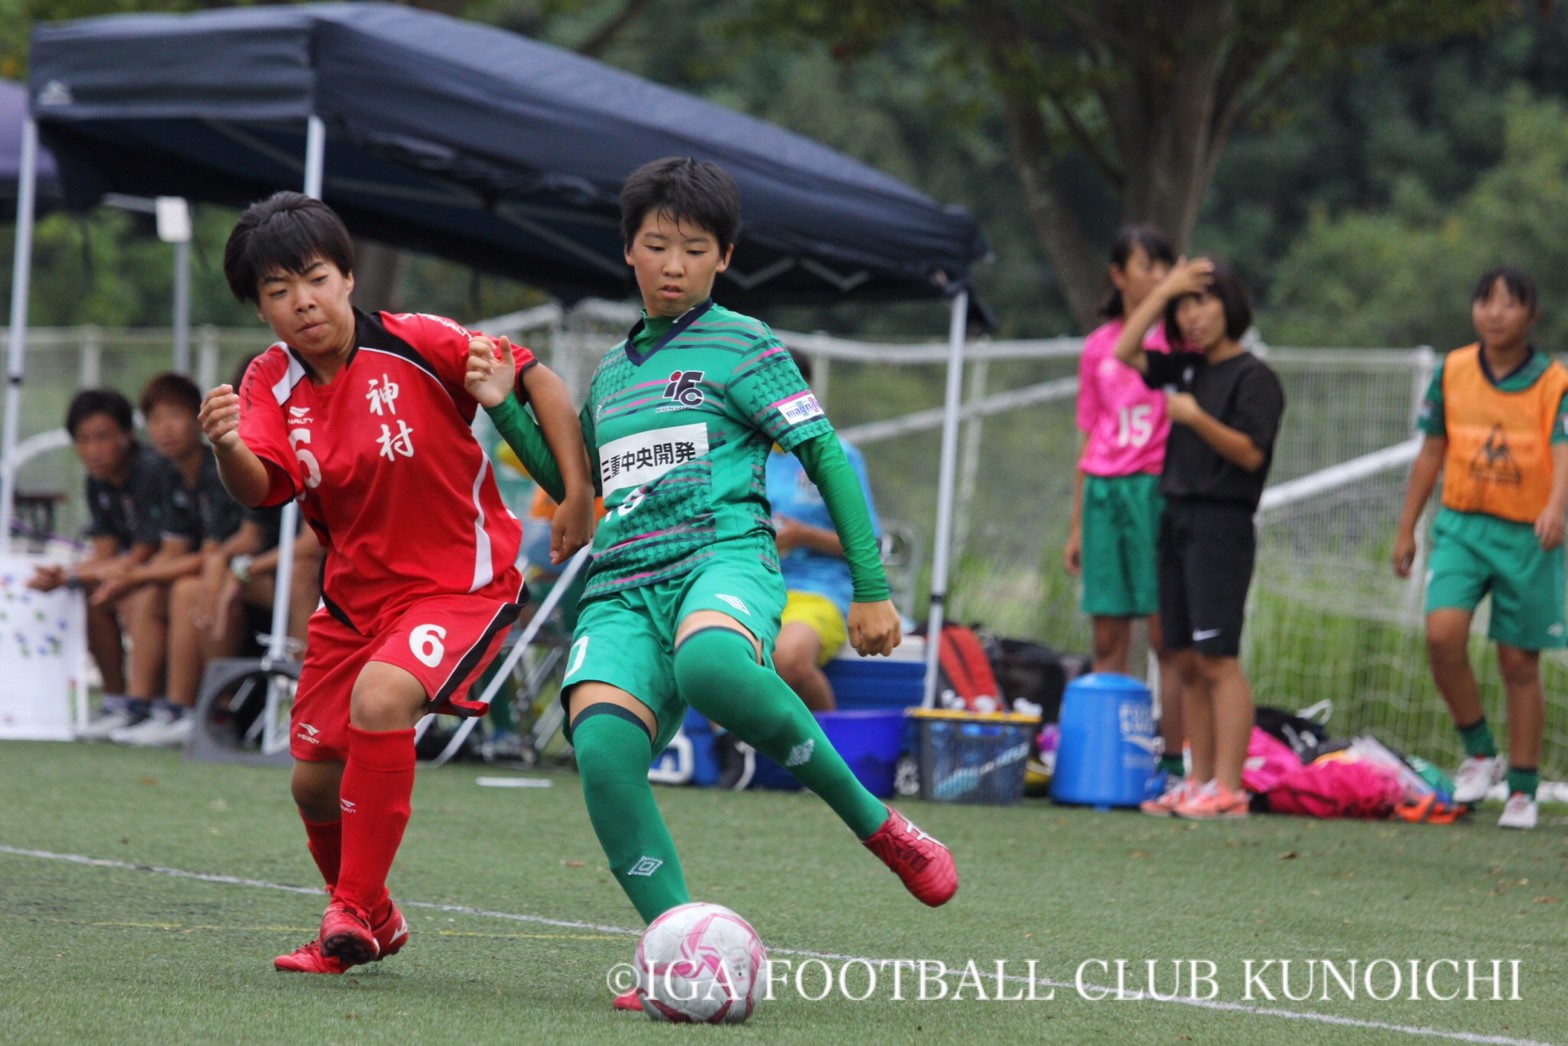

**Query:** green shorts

left=1425, top=509, right=1567, bottom=650
left=562, top=546, right=787, bottom=754
left=1080, top=472, right=1163, bottom=618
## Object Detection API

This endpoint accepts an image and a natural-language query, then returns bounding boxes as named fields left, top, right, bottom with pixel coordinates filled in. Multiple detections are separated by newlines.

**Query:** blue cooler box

left=823, top=637, right=926, bottom=710
left=751, top=709, right=905, bottom=797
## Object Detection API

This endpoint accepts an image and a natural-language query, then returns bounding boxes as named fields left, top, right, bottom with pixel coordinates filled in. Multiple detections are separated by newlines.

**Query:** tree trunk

left=351, top=239, right=409, bottom=314
left=996, top=88, right=1103, bottom=332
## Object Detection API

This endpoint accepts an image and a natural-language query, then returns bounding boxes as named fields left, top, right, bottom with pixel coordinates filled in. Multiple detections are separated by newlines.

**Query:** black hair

left=138, top=372, right=201, bottom=417
left=620, top=157, right=741, bottom=254
left=788, top=347, right=813, bottom=385
left=1163, top=259, right=1253, bottom=348
left=65, top=388, right=134, bottom=438
left=1472, top=265, right=1538, bottom=314
left=1099, top=225, right=1176, bottom=319
left=223, top=191, right=356, bottom=304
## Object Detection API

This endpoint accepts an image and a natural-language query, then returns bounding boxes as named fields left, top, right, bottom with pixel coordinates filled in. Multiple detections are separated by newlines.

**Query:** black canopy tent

left=0, top=80, right=60, bottom=208
left=7, top=2, right=989, bottom=703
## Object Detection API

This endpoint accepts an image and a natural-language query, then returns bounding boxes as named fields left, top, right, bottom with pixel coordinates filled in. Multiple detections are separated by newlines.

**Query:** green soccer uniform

left=579, top=300, right=833, bottom=599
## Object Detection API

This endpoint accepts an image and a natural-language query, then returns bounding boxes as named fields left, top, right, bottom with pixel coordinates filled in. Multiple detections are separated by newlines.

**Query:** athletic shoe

left=1173, top=782, right=1250, bottom=820
left=1451, top=755, right=1504, bottom=804
left=862, top=807, right=958, bottom=906
left=1497, top=792, right=1539, bottom=831
left=77, top=697, right=148, bottom=741
left=714, top=733, right=755, bottom=791
left=613, top=989, right=642, bottom=1012
left=1139, top=777, right=1192, bottom=817
left=109, top=705, right=193, bottom=748
left=319, top=899, right=379, bottom=966
left=276, top=901, right=408, bottom=974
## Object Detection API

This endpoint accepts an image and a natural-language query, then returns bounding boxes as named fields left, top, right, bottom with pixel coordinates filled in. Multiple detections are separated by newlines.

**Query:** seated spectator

left=139, top=510, right=323, bottom=748
left=767, top=349, right=882, bottom=712
left=90, top=374, right=247, bottom=743
left=27, top=388, right=166, bottom=737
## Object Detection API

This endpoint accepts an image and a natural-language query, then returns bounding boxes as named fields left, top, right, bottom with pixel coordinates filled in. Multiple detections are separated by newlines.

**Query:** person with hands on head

left=1392, top=265, right=1566, bottom=830
left=475, top=160, right=954, bottom=1014
left=200, top=190, right=593, bottom=976
left=1114, top=255, right=1285, bottom=821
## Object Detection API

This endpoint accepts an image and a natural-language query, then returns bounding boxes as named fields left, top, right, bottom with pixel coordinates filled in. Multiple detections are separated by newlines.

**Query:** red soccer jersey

left=237, top=308, right=532, bottom=634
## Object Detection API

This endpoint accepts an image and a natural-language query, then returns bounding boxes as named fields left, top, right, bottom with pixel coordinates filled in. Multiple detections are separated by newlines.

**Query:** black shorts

left=1157, top=500, right=1256, bottom=657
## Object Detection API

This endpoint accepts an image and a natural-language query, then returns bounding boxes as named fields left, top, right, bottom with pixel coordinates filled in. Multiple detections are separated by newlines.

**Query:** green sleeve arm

left=792, top=433, right=890, bottom=603
left=483, top=395, right=566, bottom=503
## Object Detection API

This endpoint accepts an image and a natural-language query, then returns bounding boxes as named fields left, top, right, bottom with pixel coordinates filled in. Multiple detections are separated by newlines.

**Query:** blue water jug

left=1050, top=673, right=1156, bottom=809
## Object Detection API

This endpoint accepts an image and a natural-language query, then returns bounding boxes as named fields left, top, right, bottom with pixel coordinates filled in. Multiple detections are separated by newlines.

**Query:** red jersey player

left=199, top=192, right=594, bottom=974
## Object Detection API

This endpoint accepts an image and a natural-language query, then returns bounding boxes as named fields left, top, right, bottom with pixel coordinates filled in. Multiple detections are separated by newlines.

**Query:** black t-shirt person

left=1142, top=349, right=1286, bottom=509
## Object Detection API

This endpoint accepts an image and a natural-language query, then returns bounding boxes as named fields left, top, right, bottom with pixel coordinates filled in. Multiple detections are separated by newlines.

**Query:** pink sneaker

left=862, top=808, right=958, bottom=907
left=613, top=989, right=642, bottom=1012
left=276, top=901, right=408, bottom=973
left=1173, top=782, right=1250, bottom=820
left=1139, top=777, right=1192, bottom=817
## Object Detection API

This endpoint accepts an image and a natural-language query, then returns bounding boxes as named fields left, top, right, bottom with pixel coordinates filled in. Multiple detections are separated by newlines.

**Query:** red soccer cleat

left=862, top=807, right=958, bottom=907
left=277, top=900, right=409, bottom=974
left=613, top=989, right=643, bottom=1012
left=318, top=899, right=380, bottom=967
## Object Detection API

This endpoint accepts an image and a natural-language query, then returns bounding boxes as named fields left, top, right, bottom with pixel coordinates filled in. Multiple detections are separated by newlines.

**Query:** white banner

left=0, top=554, right=86, bottom=741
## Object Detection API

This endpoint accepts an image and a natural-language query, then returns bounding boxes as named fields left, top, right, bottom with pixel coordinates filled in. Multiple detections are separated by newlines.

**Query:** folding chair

left=414, top=545, right=589, bottom=767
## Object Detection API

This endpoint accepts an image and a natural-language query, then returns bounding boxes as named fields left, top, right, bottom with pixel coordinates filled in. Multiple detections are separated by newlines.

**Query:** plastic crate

left=750, top=709, right=905, bottom=797
left=910, top=709, right=1037, bottom=806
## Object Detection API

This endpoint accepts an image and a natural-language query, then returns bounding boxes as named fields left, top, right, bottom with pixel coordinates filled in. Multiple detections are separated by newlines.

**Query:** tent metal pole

left=922, top=289, right=968, bottom=707
left=172, top=239, right=191, bottom=373
left=258, top=113, right=328, bottom=753
left=1, top=117, right=40, bottom=547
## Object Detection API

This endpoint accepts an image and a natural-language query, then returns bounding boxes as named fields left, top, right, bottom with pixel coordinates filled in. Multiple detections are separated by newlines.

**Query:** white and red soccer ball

left=634, top=901, right=767, bottom=1023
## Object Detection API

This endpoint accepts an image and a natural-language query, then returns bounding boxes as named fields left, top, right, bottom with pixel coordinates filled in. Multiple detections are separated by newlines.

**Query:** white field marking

left=0, top=844, right=1557, bottom=1046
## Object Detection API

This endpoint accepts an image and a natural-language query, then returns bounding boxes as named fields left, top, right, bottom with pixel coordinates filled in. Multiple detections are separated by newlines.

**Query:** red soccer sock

left=333, top=725, right=416, bottom=919
left=301, top=816, right=342, bottom=892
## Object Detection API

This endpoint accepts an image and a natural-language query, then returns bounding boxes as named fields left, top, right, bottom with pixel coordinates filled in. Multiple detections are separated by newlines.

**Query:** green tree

left=745, top=0, right=1517, bottom=331
left=1268, top=92, right=1568, bottom=352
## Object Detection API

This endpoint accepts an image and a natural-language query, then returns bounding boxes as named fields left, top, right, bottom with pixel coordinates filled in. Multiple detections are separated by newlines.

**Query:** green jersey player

left=470, top=158, right=957, bottom=977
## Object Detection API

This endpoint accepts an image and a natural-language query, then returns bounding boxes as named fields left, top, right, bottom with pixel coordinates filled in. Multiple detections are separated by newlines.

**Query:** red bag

left=937, top=624, right=1005, bottom=713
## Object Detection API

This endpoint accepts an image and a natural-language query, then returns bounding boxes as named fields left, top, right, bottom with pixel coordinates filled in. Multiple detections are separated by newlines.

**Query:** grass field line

left=1, top=843, right=1558, bottom=1046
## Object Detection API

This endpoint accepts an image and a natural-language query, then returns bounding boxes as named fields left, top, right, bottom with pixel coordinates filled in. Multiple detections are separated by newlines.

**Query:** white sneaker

left=1497, top=793, right=1539, bottom=830
left=77, top=701, right=147, bottom=741
left=1451, top=755, right=1503, bottom=804
left=110, top=707, right=194, bottom=748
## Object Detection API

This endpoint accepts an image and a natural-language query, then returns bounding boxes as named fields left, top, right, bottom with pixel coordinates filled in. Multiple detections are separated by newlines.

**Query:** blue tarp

left=28, top=3, right=986, bottom=306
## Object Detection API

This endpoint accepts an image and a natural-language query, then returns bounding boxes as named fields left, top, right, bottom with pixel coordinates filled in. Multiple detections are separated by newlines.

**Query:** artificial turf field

left=2, top=738, right=1565, bottom=1045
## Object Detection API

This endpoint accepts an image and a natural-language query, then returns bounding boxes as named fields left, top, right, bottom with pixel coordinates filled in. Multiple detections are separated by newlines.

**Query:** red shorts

left=291, top=582, right=524, bottom=761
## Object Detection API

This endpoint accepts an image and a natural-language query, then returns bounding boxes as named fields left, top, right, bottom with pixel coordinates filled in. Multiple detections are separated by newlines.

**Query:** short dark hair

left=1163, top=259, right=1253, bottom=347
left=1100, top=225, right=1176, bottom=319
left=1472, top=265, right=1538, bottom=314
left=620, top=157, right=741, bottom=254
left=223, top=191, right=355, bottom=304
left=65, top=388, right=134, bottom=438
left=788, top=347, right=814, bottom=385
left=138, top=372, right=201, bottom=417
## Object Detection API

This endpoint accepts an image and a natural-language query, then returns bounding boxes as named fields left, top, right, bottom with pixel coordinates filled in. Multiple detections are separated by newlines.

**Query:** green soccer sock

left=1506, top=766, right=1539, bottom=800
left=675, top=627, right=888, bottom=839
left=1457, top=717, right=1498, bottom=759
left=572, top=712, right=689, bottom=924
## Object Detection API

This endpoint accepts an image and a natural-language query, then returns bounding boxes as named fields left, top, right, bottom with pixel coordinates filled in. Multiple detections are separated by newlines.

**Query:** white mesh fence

left=5, top=306, right=1564, bottom=774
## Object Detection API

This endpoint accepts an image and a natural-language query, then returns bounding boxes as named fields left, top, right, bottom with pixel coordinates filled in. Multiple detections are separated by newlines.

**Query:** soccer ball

left=634, top=901, right=767, bottom=1023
